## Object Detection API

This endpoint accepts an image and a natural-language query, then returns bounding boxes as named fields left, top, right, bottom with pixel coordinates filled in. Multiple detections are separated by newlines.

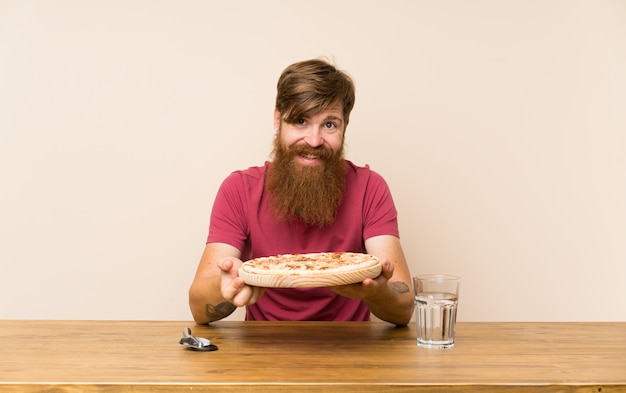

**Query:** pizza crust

left=238, top=252, right=382, bottom=288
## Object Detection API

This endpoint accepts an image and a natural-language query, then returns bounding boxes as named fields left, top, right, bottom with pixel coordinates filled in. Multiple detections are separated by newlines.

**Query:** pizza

left=238, top=252, right=382, bottom=288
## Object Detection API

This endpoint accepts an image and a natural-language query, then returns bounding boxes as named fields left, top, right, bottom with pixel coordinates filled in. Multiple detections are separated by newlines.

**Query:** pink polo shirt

left=207, top=160, right=399, bottom=321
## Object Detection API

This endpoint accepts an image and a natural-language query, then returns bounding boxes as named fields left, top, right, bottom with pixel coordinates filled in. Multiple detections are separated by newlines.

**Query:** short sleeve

left=206, top=171, right=249, bottom=251
left=362, top=170, right=399, bottom=240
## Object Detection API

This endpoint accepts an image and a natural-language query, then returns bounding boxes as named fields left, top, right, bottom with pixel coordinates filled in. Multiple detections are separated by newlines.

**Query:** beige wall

left=1, top=0, right=624, bottom=322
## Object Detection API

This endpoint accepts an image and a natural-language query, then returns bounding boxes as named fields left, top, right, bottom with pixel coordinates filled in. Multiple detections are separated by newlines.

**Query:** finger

left=381, top=259, right=394, bottom=279
left=221, top=276, right=244, bottom=301
left=232, top=283, right=254, bottom=307
left=234, top=285, right=265, bottom=306
left=249, top=287, right=266, bottom=304
left=328, top=283, right=362, bottom=299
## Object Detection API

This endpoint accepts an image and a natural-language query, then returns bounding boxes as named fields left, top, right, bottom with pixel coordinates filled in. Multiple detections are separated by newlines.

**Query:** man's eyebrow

left=324, top=115, right=344, bottom=122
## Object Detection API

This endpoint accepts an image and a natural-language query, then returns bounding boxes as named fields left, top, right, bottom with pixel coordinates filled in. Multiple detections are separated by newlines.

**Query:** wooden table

left=1, top=320, right=625, bottom=392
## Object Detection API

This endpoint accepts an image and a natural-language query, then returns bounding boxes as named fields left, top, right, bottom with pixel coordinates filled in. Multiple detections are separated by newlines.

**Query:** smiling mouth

left=290, top=145, right=333, bottom=162
left=295, top=154, right=324, bottom=166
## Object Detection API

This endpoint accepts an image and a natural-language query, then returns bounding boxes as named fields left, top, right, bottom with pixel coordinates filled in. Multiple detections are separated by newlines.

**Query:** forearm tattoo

left=390, top=281, right=410, bottom=294
left=205, top=302, right=236, bottom=320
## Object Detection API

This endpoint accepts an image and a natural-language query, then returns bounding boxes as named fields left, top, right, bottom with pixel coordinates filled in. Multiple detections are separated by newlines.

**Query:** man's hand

left=218, top=257, right=265, bottom=307
left=327, top=259, right=395, bottom=300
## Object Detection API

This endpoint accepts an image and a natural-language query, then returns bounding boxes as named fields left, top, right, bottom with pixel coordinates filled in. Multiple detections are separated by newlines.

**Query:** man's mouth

left=296, top=154, right=323, bottom=165
left=289, top=146, right=332, bottom=165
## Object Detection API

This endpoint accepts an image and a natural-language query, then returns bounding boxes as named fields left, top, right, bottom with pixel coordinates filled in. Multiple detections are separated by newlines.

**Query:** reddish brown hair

left=275, top=58, right=356, bottom=124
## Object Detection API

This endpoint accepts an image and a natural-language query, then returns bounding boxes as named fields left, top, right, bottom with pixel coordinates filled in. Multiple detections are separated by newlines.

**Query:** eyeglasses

left=179, top=327, right=218, bottom=351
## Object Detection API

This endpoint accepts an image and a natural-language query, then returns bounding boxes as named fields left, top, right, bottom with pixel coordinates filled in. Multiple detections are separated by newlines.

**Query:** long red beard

left=266, top=139, right=347, bottom=227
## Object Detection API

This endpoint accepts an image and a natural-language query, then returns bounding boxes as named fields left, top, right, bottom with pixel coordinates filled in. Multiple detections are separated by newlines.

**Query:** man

left=189, top=58, right=413, bottom=325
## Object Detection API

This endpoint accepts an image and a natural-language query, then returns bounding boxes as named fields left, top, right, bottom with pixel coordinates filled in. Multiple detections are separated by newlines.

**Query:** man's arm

left=362, top=235, right=414, bottom=325
left=188, top=242, right=241, bottom=324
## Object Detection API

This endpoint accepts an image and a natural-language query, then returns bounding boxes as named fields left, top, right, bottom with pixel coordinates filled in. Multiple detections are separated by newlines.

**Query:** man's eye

left=324, top=122, right=336, bottom=129
left=296, top=119, right=306, bottom=125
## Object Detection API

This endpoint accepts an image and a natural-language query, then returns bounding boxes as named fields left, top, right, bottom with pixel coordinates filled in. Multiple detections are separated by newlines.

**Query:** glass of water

left=413, top=274, right=460, bottom=349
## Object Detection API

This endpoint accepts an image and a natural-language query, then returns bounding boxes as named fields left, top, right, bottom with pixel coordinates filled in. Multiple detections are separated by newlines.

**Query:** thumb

left=219, top=258, right=234, bottom=272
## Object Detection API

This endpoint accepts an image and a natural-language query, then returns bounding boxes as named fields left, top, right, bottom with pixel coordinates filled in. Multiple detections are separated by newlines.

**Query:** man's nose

left=304, top=127, right=324, bottom=147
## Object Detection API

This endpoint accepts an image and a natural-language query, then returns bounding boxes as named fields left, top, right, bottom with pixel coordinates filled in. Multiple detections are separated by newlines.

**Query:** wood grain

left=1, top=321, right=625, bottom=392
left=239, top=263, right=382, bottom=287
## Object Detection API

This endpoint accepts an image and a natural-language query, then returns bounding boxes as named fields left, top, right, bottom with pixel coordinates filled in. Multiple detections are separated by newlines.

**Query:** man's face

left=266, top=105, right=348, bottom=227
left=273, top=105, right=346, bottom=165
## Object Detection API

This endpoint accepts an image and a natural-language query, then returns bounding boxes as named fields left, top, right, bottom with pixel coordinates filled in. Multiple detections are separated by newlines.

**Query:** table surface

left=1, top=320, right=625, bottom=392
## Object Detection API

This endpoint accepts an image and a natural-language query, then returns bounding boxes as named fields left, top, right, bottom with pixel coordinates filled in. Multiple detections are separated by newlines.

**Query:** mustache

left=287, top=144, right=336, bottom=160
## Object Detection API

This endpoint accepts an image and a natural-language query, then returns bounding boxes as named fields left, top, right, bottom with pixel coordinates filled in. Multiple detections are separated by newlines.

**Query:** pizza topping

left=240, top=252, right=380, bottom=275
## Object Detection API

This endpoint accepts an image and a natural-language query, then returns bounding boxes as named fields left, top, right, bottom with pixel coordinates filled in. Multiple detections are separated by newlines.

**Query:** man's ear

left=273, top=109, right=281, bottom=130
